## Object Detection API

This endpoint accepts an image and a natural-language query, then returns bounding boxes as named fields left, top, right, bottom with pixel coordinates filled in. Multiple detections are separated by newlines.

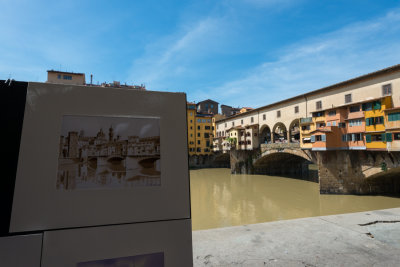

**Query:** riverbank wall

left=188, top=152, right=230, bottom=169
left=230, top=148, right=400, bottom=195
left=192, top=208, right=400, bottom=266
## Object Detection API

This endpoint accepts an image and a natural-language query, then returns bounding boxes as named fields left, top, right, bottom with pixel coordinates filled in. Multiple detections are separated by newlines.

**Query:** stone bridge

left=230, top=144, right=400, bottom=195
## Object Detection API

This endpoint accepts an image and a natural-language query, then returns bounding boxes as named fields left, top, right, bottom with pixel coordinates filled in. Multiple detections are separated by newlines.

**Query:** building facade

left=187, top=103, right=214, bottom=155
left=214, top=64, right=400, bottom=153
left=47, top=70, right=86, bottom=85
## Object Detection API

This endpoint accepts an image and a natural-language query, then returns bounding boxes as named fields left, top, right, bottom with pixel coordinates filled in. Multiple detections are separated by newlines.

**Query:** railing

left=260, top=142, right=300, bottom=150
left=300, top=117, right=312, bottom=124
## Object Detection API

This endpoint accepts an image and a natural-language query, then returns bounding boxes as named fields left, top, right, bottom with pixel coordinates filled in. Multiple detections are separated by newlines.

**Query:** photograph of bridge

left=76, top=252, right=164, bottom=267
left=57, top=115, right=161, bottom=190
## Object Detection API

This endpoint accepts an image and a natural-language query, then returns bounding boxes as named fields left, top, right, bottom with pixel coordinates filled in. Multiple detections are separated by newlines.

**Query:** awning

left=303, top=137, right=311, bottom=141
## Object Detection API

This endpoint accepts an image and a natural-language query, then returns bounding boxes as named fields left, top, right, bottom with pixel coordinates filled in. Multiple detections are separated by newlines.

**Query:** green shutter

left=373, top=101, right=381, bottom=110
left=366, top=118, right=370, bottom=126
left=382, top=133, right=386, bottom=142
left=386, top=133, right=393, bottom=142
left=366, top=134, right=371, bottom=143
left=362, top=103, right=366, bottom=111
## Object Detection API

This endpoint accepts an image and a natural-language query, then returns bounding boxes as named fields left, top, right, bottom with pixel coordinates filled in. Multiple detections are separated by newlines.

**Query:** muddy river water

left=190, top=168, right=400, bottom=230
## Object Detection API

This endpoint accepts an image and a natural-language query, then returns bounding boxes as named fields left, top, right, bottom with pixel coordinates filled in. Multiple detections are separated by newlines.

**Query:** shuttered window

left=366, top=134, right=371, bottom=143
left=321, top=135, right=326, bottom=142
left=386, top=133, right=393, bottom=142
left=388, top=112, right=400, bottom=121
left=311, top=135, right=315, bottom=143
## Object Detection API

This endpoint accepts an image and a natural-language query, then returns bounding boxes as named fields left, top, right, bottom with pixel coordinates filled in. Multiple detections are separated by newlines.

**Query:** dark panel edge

left=0, top=80, right=28, bottom=237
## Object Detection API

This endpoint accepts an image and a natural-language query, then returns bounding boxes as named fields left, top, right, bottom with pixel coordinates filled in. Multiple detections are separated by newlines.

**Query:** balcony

left=300, top=117, right=313, bottom=124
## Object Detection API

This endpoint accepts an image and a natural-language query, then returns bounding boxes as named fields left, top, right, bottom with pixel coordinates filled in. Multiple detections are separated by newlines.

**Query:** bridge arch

left=254, top=150, right=317, bottom=181
left=289, top=119, right=300, bottom=143
left=259, top=124, right=272, bottom=144
left=272, top=122, right=287, bottom=143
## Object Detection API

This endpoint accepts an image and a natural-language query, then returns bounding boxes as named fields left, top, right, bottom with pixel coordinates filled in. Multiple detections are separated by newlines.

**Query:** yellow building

left=187, top=103, right=197, bottom=154
left=364, top=96, right=392, bottom=150
left=299, top=112, right=321, bottom=149
left=187, top=103, right=214, bottom=155
left=384, top=106, right=400, bottom=151
left=47, top=70, right=86, bottom=85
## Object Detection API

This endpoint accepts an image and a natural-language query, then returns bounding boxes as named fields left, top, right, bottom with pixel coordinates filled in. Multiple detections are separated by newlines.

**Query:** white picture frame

left=10, top=82, right=190, bottom=232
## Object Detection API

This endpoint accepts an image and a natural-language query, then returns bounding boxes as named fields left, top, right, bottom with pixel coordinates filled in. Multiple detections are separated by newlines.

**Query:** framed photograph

left=10, top=82, right=190, bottom=232
left=41, top=219, right=193, bottom=267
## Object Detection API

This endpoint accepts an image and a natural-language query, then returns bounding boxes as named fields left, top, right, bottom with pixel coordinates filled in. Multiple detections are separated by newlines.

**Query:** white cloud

left=127, top=16, right=231, bottom=90
left=211, top=8, right=400, bottom=108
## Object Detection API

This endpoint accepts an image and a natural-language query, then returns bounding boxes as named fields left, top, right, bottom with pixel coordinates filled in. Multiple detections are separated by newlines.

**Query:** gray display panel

left=41, top=219, right=193, bottom=267
left=10, top=82, right=190, bottom=232
left=0, top=234, right=42, bottom=267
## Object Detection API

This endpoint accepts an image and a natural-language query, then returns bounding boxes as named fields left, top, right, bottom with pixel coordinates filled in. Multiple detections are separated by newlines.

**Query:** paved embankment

left=192, top=208, right=400, bottom=266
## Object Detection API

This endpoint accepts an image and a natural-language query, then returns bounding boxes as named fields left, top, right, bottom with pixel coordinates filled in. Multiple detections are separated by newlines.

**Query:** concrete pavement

left=192, top=208, right=400, bottom=266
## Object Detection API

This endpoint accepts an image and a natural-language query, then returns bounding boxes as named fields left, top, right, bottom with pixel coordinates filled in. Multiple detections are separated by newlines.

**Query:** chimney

left=90, top=74, right=93, bottom=85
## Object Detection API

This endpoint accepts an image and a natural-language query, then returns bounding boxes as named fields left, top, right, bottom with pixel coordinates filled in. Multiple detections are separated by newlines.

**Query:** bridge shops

left=213, top=64, right=400, bottom=195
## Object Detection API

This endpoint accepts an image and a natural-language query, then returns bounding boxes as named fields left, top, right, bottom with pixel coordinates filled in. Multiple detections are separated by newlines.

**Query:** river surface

left=190, top=168, right=400, bottom=230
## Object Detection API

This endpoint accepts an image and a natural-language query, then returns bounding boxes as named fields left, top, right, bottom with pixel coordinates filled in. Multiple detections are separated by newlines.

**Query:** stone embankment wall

left=318, top=150, right=400, bottom=195
left=189, top=152, right=230, bottom=169
left=231, top=147, right=400, bottom=195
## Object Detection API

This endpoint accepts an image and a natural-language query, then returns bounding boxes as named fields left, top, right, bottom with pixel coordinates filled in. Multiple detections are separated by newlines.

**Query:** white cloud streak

left=211, top=8, right=400, bottom=108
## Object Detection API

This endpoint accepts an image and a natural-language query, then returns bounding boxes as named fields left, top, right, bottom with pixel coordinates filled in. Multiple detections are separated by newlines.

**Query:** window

left=57, top=74, right=61, bottom=79
left=277, top=110, right=281, bottom=118
left=312, top=111, right=324, bottom=117
left=317, top=123, right=325, bottom=128
left=316, top=101, right=322, bottom=110
left=197, top=147, right=201, bottom=152
left=204, top=133, right=209, bottom=138
left=207, top=119, right=211, bottom=123
left=232, top=122, right=235, bottom=126
left=211, top=104, right=214, bottom=108
left=206, top=141, right=210, bottom=146
left=315, top=135, right=326, bottom=142
left=388, top=112, right=400, bottom=121
left=197, top=140, right=200, bottom=145
left=197, top=126, right=200, bottom=130
left=263, top=114, right=266, bottom=120
left=202, top=119, right=206, bottom=123
left=349, top=105, right=360, bottom=113
left=205, top=126, right=211, bottom=130
left=332, top=121, right=337, bottom=126
left=247, top=140, right=251, bottom=145
left=327, top=122, right=331, bottom=126
left=241, top=119, right=243, bottom=125
left=345, top=94, right=352, bottom=103
left=362, top=102, right=373, bottom=111
left=190, top=134, right=193, bottom=137
left=198, top=119, right=201, bottom=123
left=366, top=116, right=384, bottom=125
left=328, top=110, right=336, bottom=116
left=63, top=75, right=72, bottom=80
left=394, top=133, right=400, bottom=140
left=197, top=133, right=200, bottom=137
left=190, top=126, right=192, bottom=130
left=294, top=106, right=299, bottom=113
left=251, top=117, right=254, bottom=123
left=338, top=122, right=346, bottom=128
left=348, top=119, right=362, bottom=127
left=190, top=112, right=193, bottom=116
left=212, top=126, right=214, bottom=130
left=382, top=84, right=392, bottom=96
left=301, top=125, right=310, bottom=131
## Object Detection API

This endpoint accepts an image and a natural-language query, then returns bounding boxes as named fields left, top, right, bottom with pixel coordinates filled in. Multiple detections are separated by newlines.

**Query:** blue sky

left=1, top=0, right=400, bottom=109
